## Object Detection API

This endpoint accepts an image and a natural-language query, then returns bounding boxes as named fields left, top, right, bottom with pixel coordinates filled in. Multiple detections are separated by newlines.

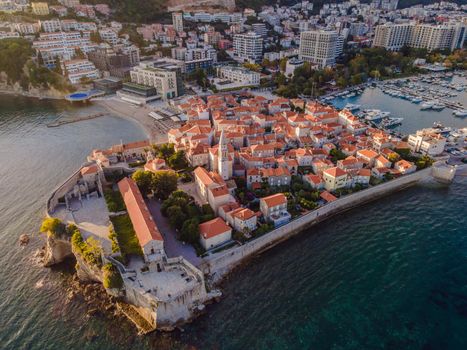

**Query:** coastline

left=92, top=98, right=169, bottom=143
left=0, top=87, right=66, bottom=100
left=0, top=90, right=167, bottom=143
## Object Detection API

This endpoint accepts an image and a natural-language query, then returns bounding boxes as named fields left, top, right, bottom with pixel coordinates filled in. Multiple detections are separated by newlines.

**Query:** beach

left=93, top=98, right=171, bottom=143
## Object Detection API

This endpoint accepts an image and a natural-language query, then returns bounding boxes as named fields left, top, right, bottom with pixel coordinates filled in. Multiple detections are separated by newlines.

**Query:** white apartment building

left=59, top=0, right=80, bottom=7
left=373, top=22, right=466, bottom=52
left=299, top=30, right=338, bottom=68
left=34, top=32, right=97, bottom=67
left=130, top=63, right=178, bottom=100
left=40, top=19, right=61, bottom=33
left=233, top=32, right=263, bottom=63
left=408, top=129, right=447, bottom=156
left=62, top=59, right=99, bottom=84
left=31, top=2, right=49, bottom=15
left=60, top=20, right=97, bottom=32
left=172, top=12, right=183, bottom=32
left=14, top=23, right=40, bottom=34
left=217, top=66, right=260, bottom=86
left=252, top=23, right=268, bottom=37
left=99, top=29, right=118, bottom=45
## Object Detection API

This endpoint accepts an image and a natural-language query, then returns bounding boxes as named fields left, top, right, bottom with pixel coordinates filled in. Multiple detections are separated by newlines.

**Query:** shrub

left=104, top=189, right=125, bottom=212
left=102, top=263, right=123, bottom=290
left=180, top=218, right=200, bottom=244
left=110, top=214, right=143, bottom=260
left=71, top=229, right=103, bottom=267
left=108, top=225, right=120, bottom=254
left=41, top=218, right=84, bottom=241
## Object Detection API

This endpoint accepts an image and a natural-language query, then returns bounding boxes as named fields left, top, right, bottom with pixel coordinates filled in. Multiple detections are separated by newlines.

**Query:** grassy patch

left=102, top=263, right=123, bottom=289
left=104, top=189, right=125, bottom=212
left=71, top=229, right=103, bottom=267
left=110, top=214, right=143, bottom=260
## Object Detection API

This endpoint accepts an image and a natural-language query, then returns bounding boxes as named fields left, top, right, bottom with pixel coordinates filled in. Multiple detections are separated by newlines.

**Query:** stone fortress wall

left=200, top=166, right=436, bottom=282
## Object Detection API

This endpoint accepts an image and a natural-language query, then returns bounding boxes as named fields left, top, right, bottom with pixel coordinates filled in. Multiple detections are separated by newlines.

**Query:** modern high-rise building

left=299, top=30, right=338, bottom=68
left=129, top=60, right=183, bottom=100
left=371, top=0, right=398, bottom=10
left=252, top=23, right=268, bottom=37
left=172, top=12, right=184, bottom=32
left=373, top=22, right=466, bottom=52
left=233, top=32, right=263, bottom=63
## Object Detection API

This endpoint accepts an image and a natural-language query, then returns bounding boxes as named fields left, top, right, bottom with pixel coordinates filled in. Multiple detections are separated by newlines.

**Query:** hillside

left=80, top=0, right=464, bottom=23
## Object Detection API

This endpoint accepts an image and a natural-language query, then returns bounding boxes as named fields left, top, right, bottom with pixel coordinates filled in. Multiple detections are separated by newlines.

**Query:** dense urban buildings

left=373, top=22, right=466, bottom=51
left=233, top=32, right=263, bottom=63
left=299, top=30, right=339, bottom=68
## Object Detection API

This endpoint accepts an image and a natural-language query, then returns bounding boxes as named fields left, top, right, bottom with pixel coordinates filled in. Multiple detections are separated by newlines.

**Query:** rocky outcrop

left=43, top=235, right=74, bottom=267
left=0, top=78, right=68, bottom=100
left=73, top=250, right=103, bottom=284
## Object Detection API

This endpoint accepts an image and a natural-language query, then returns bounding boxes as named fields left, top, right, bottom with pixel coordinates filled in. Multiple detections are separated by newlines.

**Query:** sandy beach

left=93, top=97, right=179, bottom=144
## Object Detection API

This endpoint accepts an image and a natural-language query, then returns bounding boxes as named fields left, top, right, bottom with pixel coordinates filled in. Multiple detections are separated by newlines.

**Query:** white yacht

left=344, top=103, right=360, bottom=111
left=453, top=110, right=467, bottom=117
left=420, top=101, right=434, bottom=110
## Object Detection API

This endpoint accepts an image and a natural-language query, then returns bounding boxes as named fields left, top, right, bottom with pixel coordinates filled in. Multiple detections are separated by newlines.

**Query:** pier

left=47, top=113, right=106, bottom=127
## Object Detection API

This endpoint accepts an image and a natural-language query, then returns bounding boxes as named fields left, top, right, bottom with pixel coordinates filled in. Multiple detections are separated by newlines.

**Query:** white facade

left=41, top=19, right=61, bottom=33
left=218, top=130, right=232, bottom=180
left=200, top=228, right=232, bottom=250
left=172, top=12, right=184, bottom=32
left=99, top=29, right=118, bottom=45
left=373, top=22, right=466, bottom=52
left=217, top=66, right=260, bottom=86
left=130, top=63, right=178, bottom=100
left=233, top=32, right=263, bottom=62
left=299, top=30, right=338, bottom=68
left=285, top=58, right=304, bottom=77
left=323, top=168, right=348, bottom=191
left=63, top=59, right=99, bottom=84
left=408, top=130, right=446, bottom=156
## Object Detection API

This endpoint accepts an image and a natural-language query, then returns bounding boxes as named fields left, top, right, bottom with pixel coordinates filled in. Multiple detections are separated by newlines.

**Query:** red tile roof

left=320, top=191, right=337, bottom=203
left=323, top=167, right=347, bottom=178
left=118, top=177, right=163, bottom=246
left=261, top=193, right=287, bottom=208
left=199, top=217, right=231, bottom=239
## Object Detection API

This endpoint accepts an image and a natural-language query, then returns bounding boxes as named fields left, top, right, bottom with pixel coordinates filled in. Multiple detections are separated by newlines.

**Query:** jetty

left=47, top=113, right=106, bottom=127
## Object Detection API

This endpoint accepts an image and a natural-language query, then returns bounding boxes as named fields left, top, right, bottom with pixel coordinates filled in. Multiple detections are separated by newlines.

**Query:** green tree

left=168, top=150, right=188, bottom=170
left=154, top=143, right=175, bottom=160
left=180, top=218, right=200, bottom=244
left=330, top=148, right=347, bottom=162
left=54, top=57, right=62, bottom=75
left=151, top=170, right=178, bottom=199
left=167, top=205, right=186, bottom=229
left=40, top=217, right=66, bottom=237
left=131, top=170, right=153, bottom=196
left=74, top=47, right=86, bottom=59
left=90, top=31, right=102, bottom=43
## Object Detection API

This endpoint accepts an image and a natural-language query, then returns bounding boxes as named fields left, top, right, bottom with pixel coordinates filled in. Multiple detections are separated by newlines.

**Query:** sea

left=0, top=90, right=466, bottom=350
left=329, top=75, right=467, bottom=135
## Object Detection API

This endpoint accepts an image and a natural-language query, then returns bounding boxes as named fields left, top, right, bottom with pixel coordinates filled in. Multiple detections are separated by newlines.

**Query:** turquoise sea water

left=0, top=94, right=466, bottom=350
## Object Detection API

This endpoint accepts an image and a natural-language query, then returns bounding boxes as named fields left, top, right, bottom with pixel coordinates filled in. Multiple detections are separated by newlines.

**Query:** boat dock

left=379, top=84, right=465, bottom=111
left=47, top=113, right=106, bottom=127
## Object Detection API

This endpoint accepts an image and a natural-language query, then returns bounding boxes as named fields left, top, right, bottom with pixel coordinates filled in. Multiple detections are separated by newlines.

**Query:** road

left=146, top=198, right=201, bottom=267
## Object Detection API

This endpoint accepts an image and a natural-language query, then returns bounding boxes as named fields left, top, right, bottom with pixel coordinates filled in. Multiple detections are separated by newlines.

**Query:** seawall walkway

left=200, top=167, right=434, bottom=283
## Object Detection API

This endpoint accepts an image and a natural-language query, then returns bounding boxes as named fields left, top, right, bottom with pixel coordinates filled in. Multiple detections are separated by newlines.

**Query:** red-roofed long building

left=118, top=177, right=164, bottom=264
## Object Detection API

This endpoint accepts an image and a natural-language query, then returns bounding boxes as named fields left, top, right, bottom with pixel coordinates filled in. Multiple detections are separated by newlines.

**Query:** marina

left=326, top=72, right=467, bottom=135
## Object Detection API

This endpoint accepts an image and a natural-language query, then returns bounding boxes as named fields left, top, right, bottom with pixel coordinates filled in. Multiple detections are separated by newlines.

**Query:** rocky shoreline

left=35, top=236, right=144, bottom=341
left=0, top=83, right=68, bottom=100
